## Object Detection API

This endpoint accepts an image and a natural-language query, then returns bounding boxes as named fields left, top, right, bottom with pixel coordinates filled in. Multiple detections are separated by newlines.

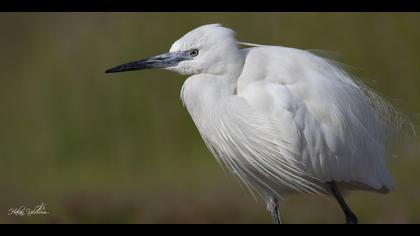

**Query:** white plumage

left=178, top=24, right=401, bottom=196
left=106, top=23, right=408, bottom=223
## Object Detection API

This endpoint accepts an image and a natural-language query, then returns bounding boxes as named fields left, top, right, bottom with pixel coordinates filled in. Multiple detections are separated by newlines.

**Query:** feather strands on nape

left=237, top=41, right=264, bottom=47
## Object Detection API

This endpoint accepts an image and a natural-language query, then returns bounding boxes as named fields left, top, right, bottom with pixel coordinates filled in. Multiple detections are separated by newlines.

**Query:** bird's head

left=105, top=24, right=244, bottom=77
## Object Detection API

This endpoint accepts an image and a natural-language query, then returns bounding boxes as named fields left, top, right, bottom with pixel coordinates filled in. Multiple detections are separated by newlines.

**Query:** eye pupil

left=190, top=49, right=199, bottom=57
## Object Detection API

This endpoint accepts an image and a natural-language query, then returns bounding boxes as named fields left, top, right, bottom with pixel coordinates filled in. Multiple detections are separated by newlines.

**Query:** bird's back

left=236, top=45, right=405, bottom=193
left=181, top=43, right=406, bottom=199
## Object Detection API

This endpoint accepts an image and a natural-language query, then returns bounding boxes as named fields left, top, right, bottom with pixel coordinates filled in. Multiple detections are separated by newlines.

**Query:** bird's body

left=106, top=24, right=406, bottom=223
left=180, top=30, right=394, bottom=198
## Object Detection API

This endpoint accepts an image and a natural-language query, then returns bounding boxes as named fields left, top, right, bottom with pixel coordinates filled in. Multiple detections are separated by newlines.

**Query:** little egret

left=106, top=24, right=408, bottom=224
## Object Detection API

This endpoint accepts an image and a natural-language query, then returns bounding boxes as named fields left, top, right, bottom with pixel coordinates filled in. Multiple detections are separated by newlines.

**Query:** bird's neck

left=213, top=51, right=245, bottom=94
left=217, top=74, right=241, bottom=95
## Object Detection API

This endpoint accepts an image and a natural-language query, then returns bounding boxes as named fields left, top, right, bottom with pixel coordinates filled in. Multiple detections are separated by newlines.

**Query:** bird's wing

left=236, top=46, right=402, bottom=192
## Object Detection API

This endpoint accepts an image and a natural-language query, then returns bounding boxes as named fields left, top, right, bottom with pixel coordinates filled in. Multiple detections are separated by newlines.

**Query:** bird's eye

left=189, top=49, right=199, bottom=57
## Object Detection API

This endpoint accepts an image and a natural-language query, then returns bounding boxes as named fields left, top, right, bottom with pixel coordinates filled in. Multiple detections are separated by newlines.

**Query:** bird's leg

left=266, top=195, right=282, bottom=224
left=327, top=182, right=358, bottom=224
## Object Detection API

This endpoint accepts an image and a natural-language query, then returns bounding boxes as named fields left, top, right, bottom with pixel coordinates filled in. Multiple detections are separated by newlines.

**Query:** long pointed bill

left=105, top=52, right=190, bottom=73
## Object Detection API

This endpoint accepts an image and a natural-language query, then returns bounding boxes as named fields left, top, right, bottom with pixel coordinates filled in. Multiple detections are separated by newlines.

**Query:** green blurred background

left=0, top=13, right=419, bottom=224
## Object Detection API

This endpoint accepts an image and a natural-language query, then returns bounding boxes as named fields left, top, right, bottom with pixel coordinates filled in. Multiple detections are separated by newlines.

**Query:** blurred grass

left=0, top=13, right=419, bottom=223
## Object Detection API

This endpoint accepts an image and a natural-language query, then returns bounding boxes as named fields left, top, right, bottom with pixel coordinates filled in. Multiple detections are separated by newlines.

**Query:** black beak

left=105, top=52, right=191, bottom=74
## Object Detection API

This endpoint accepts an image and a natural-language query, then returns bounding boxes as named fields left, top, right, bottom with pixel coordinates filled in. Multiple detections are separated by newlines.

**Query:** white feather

left=174, top=24, right=409, bottom=199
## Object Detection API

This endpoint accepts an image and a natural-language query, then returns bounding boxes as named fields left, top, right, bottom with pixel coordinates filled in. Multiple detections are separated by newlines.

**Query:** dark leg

left=266, top=195, right=282, bottom=224
left=328, top=182, right=358, bottom=224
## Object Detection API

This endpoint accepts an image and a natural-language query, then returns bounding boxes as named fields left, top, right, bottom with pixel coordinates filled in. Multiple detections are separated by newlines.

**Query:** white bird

left=106, top=24, right=408, bottom=224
